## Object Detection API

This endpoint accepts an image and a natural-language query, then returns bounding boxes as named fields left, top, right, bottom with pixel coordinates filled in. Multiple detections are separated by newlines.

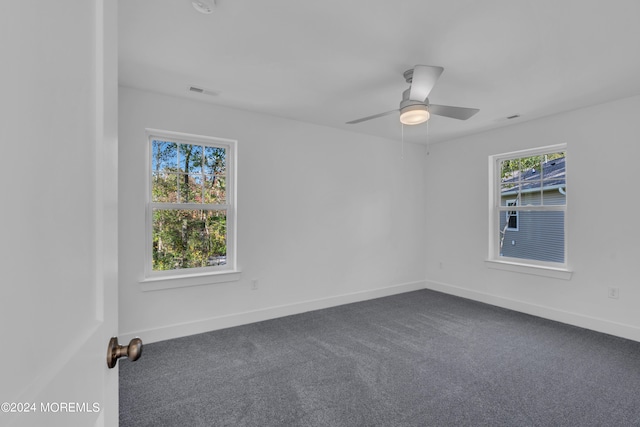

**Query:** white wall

left=118, top=87, right=426, bottom=343
left=425, top=94, right=640, bottom=341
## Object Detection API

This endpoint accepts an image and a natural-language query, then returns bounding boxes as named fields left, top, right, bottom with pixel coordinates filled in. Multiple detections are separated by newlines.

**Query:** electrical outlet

left=608, top=287, right=619, bottom=299
left=251, top=279, right=259, bottom=291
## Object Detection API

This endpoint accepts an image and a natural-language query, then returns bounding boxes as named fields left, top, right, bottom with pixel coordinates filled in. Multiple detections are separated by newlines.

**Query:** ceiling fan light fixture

left=399, top=104, right=430, bottom=125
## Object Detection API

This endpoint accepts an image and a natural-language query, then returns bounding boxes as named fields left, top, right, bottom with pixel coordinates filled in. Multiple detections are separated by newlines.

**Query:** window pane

left=499, top=210, right=564, bottom=263
left=500, top=159, right=520, bottom=182
left=204, top=146, right=226, bottom=175
left=500, top=156, right=541, bottom=182
left=178, top=144, right=203, bottom=173
left=152, top=172, right=178, bottom=202
left=500, top=185, right=519, bottom=206
left=520, top=189, right=542, bottom=206
left=519, top=156, right=542, bottom=184
left=178, top=174, right=204, bottom=203
left=543, top=186, right=566, bottom=205
left=152, top=209, right=227, bottom=271
left=204, top=175, right=226, bottom=204
left=541, top=152, right=565, bottom=180
left=152, top=140, right=177, bottom=172
left=541, top=153, right=566, bottom=205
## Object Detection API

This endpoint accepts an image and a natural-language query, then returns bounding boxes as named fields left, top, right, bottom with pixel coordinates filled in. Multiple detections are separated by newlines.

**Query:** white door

left=0, top=1, right=120, bottom=426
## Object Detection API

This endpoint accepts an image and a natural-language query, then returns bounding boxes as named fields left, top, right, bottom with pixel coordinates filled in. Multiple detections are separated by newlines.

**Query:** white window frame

left=486, top=144, right=572, bottom=280
left=141, top=129, right=239, bottom=290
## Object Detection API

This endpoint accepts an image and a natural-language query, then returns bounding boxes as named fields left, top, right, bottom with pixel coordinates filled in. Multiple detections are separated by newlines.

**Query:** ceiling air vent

left=188, top=86, right=219, bottom=97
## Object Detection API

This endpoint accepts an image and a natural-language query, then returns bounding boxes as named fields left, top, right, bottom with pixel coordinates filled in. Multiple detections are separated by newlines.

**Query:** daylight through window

left=146, top=130, right=236, bottom=277
left=490, top=145, right=567, bottom=267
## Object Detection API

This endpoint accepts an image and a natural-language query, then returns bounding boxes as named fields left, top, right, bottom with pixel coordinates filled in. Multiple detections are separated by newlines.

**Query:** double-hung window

left=145, top=129, right=237, bottom=280
left=488, top=144, right=569, bottom=277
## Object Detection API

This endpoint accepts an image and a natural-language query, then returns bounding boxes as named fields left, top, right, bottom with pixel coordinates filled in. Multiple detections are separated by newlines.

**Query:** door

left=0, top=1, right=119, bottom=426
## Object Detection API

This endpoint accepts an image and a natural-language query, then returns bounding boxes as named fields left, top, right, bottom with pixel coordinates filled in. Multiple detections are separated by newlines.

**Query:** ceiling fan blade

left=408, top=65, right=444, bottom=101
left=429, top=104, right=479, bottom=120
left=346, top=109, right=398, bottom=124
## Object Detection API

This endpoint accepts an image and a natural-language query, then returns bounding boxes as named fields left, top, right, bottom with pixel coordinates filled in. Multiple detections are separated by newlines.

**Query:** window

left=145, top=129, right=237, bottom=280
left=488, top=144, right=567, bottom=272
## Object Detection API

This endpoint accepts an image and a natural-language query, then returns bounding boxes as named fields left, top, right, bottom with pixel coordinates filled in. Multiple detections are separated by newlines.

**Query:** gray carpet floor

left=120, top=289, right=640, bottom=426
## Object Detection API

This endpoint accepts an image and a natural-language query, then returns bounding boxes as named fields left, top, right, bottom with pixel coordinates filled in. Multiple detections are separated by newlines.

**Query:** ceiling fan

left=346, top=65, right=479, bottom=126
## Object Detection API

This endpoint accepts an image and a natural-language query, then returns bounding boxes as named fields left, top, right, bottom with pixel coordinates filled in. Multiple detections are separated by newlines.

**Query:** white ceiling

left=119, top=0, right=640, bottom=144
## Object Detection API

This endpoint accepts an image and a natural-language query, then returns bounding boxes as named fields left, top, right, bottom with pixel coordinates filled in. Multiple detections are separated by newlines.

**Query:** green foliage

left=500, top=152, right=564, bottom=180
left=151, top=140, right=227, bottom=271
left=152, top=209, right=226, bottom=270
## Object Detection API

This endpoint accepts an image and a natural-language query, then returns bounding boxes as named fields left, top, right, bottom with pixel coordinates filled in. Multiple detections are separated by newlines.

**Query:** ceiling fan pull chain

left=426, top=118, right=430, bottom=156
left=401, top=123, right=405, bottom=159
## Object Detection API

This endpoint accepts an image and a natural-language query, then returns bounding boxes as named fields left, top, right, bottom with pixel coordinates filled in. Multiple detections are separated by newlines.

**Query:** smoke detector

left=192, top=0, right=215, bottom=14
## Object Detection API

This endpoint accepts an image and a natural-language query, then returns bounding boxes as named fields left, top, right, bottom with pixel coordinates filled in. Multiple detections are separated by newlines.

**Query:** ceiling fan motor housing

left=403, top=68, right=416, bottom=84
left=400, top=88, right=428, bottom=110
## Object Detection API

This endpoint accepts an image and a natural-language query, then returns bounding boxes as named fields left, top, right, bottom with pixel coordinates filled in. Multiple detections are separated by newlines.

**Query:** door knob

left=106, top=337, right=143, bottom=369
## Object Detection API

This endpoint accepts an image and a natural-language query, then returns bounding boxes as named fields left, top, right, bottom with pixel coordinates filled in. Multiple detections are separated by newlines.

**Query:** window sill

left=485, top=259, right=572, bottom=280
left=140, top=269, right=241, bottom=291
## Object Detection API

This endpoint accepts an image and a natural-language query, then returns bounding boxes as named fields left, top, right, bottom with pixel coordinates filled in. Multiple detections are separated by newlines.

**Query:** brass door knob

left=106, top=337, right=143, bottom=369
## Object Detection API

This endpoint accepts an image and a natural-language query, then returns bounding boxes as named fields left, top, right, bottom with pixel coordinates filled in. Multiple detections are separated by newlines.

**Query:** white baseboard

left=121, top=280, right=427, bottom=344
left=425, top=280, right=640, bottom=342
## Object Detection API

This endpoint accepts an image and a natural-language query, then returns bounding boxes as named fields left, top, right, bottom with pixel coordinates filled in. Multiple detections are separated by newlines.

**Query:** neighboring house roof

left=501, top=156, right=566, bottom=196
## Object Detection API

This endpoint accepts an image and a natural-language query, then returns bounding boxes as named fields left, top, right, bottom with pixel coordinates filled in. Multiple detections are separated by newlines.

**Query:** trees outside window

left=146, top=130, right=236, bottom=277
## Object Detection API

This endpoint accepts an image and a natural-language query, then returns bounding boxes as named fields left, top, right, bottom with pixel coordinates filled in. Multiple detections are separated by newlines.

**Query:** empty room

left=4, top=1, right=640, bottom=426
